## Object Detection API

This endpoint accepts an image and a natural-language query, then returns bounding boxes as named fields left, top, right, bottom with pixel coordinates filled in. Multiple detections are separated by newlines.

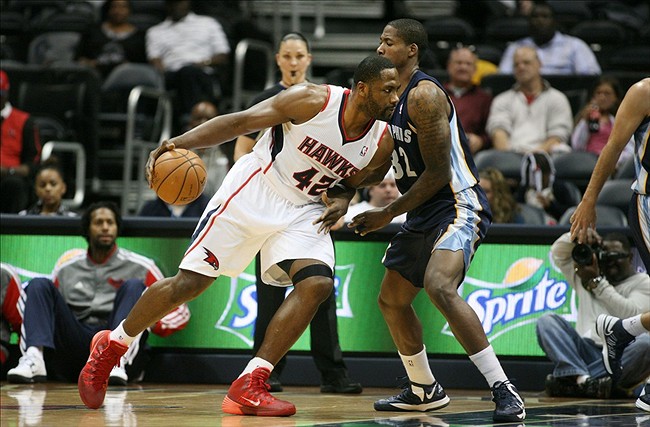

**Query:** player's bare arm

left=570, top=78, right=650, bottom=242
left=387, top=82, right=451, bottom=216
left=146, top=83, right=328, bottom=185
left=315, top=130, right=395, bottom=233
left=350, top=81, right=451, bottom=235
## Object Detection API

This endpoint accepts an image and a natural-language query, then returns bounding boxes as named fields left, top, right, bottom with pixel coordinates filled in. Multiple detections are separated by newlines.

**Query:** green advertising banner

left=0, top=234, right=574, bottom=357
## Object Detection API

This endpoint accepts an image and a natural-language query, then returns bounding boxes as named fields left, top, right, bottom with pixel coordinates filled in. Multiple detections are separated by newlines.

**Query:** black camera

left=571, top=243, right=629, bottom=266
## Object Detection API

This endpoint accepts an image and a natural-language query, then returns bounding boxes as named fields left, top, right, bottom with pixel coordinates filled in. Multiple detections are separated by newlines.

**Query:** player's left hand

left=348, top=208, right=392, bottom=236
left=314, top=193, right=349, bottom=234
left=145, top=141, right=175, bottom=188
left=569, top=199, right=597, bottom=244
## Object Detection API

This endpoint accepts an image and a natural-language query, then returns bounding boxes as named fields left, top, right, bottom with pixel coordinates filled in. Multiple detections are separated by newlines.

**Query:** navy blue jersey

left=388, top=71, right=484, bottom=222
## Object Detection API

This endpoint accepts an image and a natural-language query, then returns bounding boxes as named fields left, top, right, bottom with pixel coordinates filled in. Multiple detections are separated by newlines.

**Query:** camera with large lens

left=572, top=243, right=629, bottom=266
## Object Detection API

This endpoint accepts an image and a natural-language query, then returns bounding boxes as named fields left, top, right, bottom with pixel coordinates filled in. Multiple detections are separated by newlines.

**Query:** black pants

left=252, top=253, right=348, bottom=381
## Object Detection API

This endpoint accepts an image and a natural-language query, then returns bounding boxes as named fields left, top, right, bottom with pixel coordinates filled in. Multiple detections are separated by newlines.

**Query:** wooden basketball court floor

left=2, top=382, right=648, bottom=427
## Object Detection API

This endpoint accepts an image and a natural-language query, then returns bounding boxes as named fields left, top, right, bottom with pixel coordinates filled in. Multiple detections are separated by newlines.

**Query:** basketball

left=152, top=148, right=207, bottom=205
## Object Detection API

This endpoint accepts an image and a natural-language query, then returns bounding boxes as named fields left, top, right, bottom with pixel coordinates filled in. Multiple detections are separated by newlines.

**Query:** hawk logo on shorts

left=203, top=247, right=220, bottom=271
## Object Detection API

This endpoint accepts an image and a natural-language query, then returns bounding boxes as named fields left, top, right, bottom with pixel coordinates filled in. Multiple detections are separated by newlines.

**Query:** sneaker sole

left=374, top=395, right=450, bottom=412
left=637, top=398, right=650, bottom=412
left=494, top=410, right=526, bottom=423
left=7, top=374, right=46, bottom=384
left=78, top=330, right=112, bottom=409
left=595, top=315, right=616, bottom=375
left=221, top=396, right=296, bottom=416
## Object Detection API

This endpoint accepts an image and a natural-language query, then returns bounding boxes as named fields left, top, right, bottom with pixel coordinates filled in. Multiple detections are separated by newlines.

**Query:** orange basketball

left=152, top=148, right=207, bottom=205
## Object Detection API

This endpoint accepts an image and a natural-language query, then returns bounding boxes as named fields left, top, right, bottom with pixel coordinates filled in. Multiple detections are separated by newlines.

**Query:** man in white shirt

left=146, top=0, right=230, bottom=122
left=537, top=230, right=650, bottom=398
left=498, top=2, right=601, bottom=75
left=487, top=47, right=572, bottom=154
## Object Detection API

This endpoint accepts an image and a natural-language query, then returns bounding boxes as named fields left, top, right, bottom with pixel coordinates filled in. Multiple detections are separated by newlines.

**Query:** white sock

left=110, top=321, right=136, bottom=346
left=399, top=346, right=436, bottom=385
left=239, top=357, right=274, bottom=379
left=469, top=345, right=508, bottom=388
left=622, top=315, right=648, bottom=337
left=576, top=375, right=590, bottom=385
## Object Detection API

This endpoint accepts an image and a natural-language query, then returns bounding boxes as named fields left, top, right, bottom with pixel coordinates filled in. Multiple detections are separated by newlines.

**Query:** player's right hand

left=145, top=141, right=175, bottom=188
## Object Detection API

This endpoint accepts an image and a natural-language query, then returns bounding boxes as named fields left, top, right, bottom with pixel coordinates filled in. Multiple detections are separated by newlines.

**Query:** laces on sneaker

left=248, top=370, right=275, bottom=404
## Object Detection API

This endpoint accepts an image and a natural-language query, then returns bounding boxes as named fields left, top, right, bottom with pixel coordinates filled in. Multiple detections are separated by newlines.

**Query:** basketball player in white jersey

left=78, top=55, right=398, bottom=417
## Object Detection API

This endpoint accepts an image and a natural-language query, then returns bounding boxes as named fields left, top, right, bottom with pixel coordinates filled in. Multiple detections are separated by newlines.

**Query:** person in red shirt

left=0, top=70, right=41, bottom=213
left=444, top=47, right=493, bottom=154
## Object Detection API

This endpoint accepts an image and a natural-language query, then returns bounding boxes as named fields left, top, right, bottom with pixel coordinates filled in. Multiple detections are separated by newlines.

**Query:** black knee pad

left=291, top=264, right=333, bottom=285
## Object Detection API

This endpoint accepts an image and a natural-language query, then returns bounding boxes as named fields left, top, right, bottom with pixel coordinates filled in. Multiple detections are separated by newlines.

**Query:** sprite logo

left=214, top=265, right=356, bottom=347
left=444, top=256, right=576, bottom=342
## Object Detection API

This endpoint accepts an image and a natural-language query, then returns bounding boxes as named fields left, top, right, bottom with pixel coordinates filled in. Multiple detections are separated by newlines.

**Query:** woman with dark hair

left=571, top=76, right=634, bottom=165
left=76, top=0, right=148, bottom=78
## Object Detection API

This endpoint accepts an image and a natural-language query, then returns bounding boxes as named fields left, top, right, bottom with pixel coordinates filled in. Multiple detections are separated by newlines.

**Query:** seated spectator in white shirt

left=487, top=46, right=573, bottom=154
left=344, top=171, right=407, bottom=225
left=146, top=0, right=230, bottom=124
left=498, top=2, right=601, bottom=75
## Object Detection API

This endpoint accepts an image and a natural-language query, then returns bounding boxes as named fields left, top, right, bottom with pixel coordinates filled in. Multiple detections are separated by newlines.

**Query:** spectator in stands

left=343, top=170, right=406, bottom=224
left=444, top=47, right=493, bottom=154
left=538, top=230, right=650, bottom=398
left=0, top=70, right=41, bottom=214
left=486, top=46, right=573, bottom=154
left=498, top=2, right=601, bottom=75
left=6, top=201, right=190, bottom=385
left=456, top=0, right=534, bottom=38
left=1, top=263, right=22, bottom=373
left=19, top=160, right=77, bottom=217
left=232, top=32, right=362, bottom=394
left=138, top=194, right=209, bottom=218
left=478, top=168, right=523, bottom=224
left=146, top=0, right=231, bottom=121
left=515, top=152, right=576, bottom=223
left=185, top=101, right=228, bottom=197
left=76, top=0, right=148, bottom=79
left=571, top=76, right=634, bottom=167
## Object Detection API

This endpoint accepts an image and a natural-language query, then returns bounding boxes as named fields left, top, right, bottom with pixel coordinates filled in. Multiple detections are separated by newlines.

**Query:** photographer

left=536, top=231, right=650, bottom=399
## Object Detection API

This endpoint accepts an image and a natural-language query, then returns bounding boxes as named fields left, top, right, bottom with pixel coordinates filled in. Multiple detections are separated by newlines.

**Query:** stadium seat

left=27, top=31, right=81, bottom=66
left=424, top=16, right=475, bottom=64
left=480, top=73, right=515, bottom=97
left=517, top=203, right=548, bottom=225
left=606, top=45, right=650, bottom=72
left=558, top=205, right=627, bottom=227
left=552, top=151, right=598, bottom=192
left=474, top=149, right=524, bottom=188
left=97, top=63, right=172, bottom=215
left=559, top=205, right=628, bottom=227
left=615, top=157, right=636, bottom=180
left=484, top=16, right=529, bottom=48
left=597, top=179, right=634, bottom=216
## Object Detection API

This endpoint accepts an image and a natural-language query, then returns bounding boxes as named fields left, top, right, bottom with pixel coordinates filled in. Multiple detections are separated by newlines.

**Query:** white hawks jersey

left=252, top=85, right=389, bottom=205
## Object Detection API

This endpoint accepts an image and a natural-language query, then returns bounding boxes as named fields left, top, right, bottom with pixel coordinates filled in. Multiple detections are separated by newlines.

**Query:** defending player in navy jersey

left=349, top=19, right=526, bottom=423
left=78, top=55, right=398, bottom=417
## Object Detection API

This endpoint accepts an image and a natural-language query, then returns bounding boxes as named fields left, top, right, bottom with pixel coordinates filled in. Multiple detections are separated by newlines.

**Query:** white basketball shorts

left=179, top=154, right=335, bottom=286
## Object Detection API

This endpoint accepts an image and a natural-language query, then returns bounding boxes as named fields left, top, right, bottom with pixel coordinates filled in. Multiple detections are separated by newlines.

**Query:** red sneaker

left=222, top=367, right=296, bottom=416
left=78, top=330, right=128, bottom=409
